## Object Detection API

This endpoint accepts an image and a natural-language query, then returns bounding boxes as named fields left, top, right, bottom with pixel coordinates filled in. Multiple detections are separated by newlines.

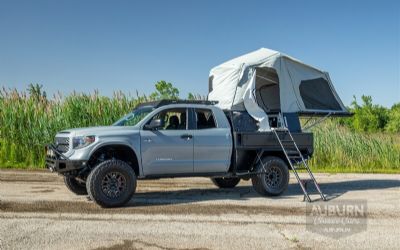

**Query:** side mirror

left=145, top=118, right=164, bottom=130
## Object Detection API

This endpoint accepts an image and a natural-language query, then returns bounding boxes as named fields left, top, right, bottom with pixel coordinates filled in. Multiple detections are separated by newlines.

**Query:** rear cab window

left=194, top=108, right=217, bottom=129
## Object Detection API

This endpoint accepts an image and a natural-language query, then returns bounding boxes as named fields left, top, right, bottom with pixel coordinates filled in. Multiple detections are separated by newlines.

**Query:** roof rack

left=134, top=99, right=218, bottom=109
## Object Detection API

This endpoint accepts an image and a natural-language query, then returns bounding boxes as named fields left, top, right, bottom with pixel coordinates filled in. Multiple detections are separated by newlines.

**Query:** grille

left=55, top=136, right=70, bottom=153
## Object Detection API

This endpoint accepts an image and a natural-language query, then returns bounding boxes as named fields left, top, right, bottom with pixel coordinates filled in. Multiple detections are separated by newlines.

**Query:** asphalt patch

left=0, top=199, right=304, bottom=216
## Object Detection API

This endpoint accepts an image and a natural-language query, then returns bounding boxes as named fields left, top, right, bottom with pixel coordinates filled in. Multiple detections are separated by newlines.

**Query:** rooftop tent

left=208, top=48, right=348, bottom=130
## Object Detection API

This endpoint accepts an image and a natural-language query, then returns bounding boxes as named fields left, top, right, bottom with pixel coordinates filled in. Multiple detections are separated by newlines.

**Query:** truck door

left=192, top=108, right=232, bottom=173
left=140, top=108, right=194, bottom=175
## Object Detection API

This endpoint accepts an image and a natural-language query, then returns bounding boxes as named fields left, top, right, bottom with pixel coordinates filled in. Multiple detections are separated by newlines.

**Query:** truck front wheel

left=251, top=156, right=289, bottom=196
left=211, top=177, right=240, bottom=188
left=64, top=176, right=88, bottom=195
left=87, top=159, right=136, bottom=208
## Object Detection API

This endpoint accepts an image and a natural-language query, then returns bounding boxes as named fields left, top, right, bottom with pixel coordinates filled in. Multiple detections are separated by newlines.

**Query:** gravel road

left=0, top=170, right=399, bottom=250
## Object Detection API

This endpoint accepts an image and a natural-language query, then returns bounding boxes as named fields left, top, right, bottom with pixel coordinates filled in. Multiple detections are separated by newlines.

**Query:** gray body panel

left=140, top=129, right=194, bottom=175
left=193, top=128, right=232, bottom=173
left=55, top=127, right=141, bottom=165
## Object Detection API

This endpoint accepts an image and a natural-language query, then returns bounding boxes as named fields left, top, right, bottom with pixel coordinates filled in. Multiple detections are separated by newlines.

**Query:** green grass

left=0, top=88, right=399, bottom=173
left=309, top=121, right=400, bottom=173
left=0, top=89, right=148, bottom=168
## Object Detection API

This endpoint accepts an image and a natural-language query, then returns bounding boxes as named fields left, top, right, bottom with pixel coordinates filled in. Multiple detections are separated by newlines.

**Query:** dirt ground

left=0, top=170, right=399, bottom=250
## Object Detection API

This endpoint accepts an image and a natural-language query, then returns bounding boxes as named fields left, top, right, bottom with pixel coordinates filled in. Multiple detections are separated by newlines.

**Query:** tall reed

left=0, top=89, right=147, bottom=167
left=310, top=121, right=400, bottom=172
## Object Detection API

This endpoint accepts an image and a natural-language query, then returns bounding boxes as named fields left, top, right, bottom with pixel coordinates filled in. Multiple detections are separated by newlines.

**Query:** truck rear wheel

left=64, top=176, right=88, bottom=195
left=251, top=156, right=289, bottom=196
left=87, top=159, right=136, bottom=208
left=211, top=177, right=240, bottom=188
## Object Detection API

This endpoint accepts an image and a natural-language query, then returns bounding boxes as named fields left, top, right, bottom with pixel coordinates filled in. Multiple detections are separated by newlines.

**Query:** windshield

left=113, top=106, right=154, bottom=126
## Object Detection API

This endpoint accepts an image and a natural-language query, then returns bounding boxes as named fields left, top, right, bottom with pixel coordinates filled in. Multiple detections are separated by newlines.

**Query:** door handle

left=144, top=138, right=152, bottom=143
left=180, top=134, right=193, bottom=140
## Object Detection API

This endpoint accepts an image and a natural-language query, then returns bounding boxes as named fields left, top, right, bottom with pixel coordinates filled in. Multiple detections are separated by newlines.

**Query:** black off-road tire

left=251, top=156, right=289, bottom=196
left=211, top=177, right=241, bottom=188
left=87, top=159, right=136, bottom=208
left=64, top=176, right=88, bottom=195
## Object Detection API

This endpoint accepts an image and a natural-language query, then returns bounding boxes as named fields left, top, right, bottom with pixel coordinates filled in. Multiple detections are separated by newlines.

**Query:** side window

left=195, top=109, right=216, bottom=129
left=147, top=108, right=187, bottom=130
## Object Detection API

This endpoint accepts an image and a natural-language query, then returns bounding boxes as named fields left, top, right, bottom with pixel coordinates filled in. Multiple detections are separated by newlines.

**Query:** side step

left=272, top=127, right=327, bottom=202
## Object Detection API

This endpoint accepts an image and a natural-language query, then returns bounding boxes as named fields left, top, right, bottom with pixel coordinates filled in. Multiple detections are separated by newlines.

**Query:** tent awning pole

left=302, top=112, right=332, bottom=131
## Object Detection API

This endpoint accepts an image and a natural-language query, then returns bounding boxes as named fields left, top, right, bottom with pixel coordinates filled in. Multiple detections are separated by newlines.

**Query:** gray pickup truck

left=46, top=100, right=313, bottom=207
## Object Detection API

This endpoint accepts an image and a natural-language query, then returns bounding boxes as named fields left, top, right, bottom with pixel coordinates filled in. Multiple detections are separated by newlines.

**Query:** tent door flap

left=255, top=67, right=281, bottom=113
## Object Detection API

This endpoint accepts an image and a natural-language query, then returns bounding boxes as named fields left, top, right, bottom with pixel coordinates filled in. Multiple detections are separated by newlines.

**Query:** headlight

left=72, top=136, right=96, bottom=149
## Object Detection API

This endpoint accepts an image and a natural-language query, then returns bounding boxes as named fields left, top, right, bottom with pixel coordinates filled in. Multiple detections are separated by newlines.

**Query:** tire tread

left=211, top=177, right=240, bottom=188
left=251, top=156, right=289, bottom=196
left=64, top=176, right=88, bottom=195
left=87, top=159, right=136, bottom=208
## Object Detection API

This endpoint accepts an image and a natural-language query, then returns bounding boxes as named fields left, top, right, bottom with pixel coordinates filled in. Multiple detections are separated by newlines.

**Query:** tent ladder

left=271, top=127, right=327, bottom=202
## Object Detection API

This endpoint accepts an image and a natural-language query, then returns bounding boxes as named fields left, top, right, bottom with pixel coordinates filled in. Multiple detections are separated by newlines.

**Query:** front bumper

left=45, top=144, right=86, bottom=173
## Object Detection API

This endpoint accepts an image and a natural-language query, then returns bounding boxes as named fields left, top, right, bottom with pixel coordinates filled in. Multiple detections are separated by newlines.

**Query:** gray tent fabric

left=208, top=48, right=347, bottom=116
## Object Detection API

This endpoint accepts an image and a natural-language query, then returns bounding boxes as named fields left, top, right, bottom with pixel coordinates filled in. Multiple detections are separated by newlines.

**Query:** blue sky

left=0, top=0, right=399, bottom=107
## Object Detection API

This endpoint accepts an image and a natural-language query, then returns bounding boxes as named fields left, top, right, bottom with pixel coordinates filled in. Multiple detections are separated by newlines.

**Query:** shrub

left=385, top=103, right=400, bottom=133
left=350, top=95, right=389, bottom=132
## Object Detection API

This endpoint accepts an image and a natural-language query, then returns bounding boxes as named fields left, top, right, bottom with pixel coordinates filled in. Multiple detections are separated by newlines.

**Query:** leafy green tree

left=351, top=95, right=389, bottom=132
left=187, top=92, right=206, bottom=100
left=187, top=92, right=196, bottom=100
left=385, top=103, right=400, bottom=132
left=149, top=80, right=179, bottom=100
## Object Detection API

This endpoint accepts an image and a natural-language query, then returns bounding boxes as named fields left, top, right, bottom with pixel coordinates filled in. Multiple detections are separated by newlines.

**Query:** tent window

left=255, top=67, right=280, bottom=113
left=299, top=78, right=341, bottom=110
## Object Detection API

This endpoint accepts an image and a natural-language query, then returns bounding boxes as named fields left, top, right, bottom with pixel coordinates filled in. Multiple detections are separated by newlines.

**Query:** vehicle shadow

left=126, top=178, right=400, bottom=207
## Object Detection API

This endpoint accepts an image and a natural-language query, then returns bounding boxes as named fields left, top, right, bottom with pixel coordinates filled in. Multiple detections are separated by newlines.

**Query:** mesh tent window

left=299, top=78, right=341, bottom=110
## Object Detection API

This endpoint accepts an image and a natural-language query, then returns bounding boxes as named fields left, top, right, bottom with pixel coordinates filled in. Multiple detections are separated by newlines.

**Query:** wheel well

left=260, top=152, right=288, bottom=166
left=88, top=145, right=140, bottom=176
left=261, top=151, right=311, bottom=169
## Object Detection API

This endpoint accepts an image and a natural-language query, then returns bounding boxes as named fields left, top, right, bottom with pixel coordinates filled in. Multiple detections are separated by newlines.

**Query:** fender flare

left=88, top=141, right=142, bottom=176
